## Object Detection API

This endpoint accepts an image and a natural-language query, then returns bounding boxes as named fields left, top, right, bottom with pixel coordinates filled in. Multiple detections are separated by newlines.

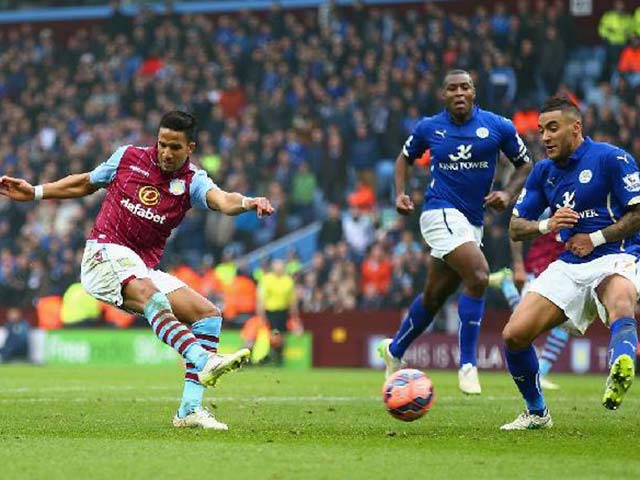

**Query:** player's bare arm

left=394, top=152, right=414, bottom=215
left=0, top=173, right=98, bottom=202
left=510, top=207, right=579, bottom=241
left=205, top=187, right=275, bottom=217
left=567, top=204, right=640, bottom=257
left=485, top=162, right=533, bottom=211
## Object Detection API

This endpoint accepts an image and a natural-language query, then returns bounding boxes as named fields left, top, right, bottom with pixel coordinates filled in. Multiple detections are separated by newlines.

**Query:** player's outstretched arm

left=510, top=207, right=579, bottom=241
left=206, top=188, right=275, bottom=217
left=0, top=173, right=97, bottom=202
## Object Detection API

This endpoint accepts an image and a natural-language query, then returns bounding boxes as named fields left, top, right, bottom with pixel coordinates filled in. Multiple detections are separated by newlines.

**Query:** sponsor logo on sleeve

left=623, top=172, right=640, bottom=192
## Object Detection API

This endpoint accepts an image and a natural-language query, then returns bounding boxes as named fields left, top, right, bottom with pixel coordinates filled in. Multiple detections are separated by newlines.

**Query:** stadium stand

left=0, top=0, right=639, bottom=326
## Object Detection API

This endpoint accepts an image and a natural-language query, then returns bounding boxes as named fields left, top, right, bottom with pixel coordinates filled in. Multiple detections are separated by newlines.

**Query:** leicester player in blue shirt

left=378, top=69, right=532, bottom=394
left=501, top=96, right=640, bottom=430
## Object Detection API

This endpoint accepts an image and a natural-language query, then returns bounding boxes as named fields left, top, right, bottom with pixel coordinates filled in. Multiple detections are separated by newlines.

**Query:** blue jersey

left=513, top=137, right=640, bottom=264
left=403, top=106, right=530, bottom=226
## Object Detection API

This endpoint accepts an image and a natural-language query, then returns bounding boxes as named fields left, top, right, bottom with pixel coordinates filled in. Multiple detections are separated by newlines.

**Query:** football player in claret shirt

left=378, top=69, right=532, bottom=394
left=501, top=96, right=640, bottom=430
left=0, top=111, right=274, bottom=430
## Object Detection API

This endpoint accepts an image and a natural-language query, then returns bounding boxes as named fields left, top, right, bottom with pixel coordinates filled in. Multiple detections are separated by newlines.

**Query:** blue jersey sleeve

left=498, top=117, right=530, bottom=167
left=512, top=165, right=548, bottom=220
left=401, top=118, right=430, bottom=163
left=189, top=169, right=219, bottom=210
left=89, top=145, right=129, bottom=187
left=609, top=150, right=640, bottom=208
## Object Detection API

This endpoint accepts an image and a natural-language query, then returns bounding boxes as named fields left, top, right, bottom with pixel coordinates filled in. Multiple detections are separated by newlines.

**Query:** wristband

left=33, top=185, right=44, bottom=201
left=538, top=219, right=550, bottom=234
left=589, top=230, right=606, bottom=247
left=241, top=196, right=253, bottom=210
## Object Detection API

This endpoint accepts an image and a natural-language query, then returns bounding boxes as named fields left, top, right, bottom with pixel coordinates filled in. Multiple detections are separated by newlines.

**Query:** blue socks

left=505, top=345, right=546, bottom=415
left=501, top=277, right=521, bottom=311
left=143, top=292, right=209, bottom=369
left=608, top=317, right=638, bottom=368
left=178, top=316, right=223, bottom=418
left=539, top=327, right=570, bottom=376
left=458, top=293, right=485, bottom=367
left=389, top=294, right=434, bottom=358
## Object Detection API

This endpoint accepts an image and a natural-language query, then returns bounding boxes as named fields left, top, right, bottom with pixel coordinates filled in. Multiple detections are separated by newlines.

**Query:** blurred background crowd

left=0, top=0, right=639, bottom=329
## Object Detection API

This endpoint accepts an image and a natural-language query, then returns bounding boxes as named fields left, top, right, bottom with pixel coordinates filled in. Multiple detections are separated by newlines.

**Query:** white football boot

left=377, top=338, right=406, bottom=379
left=500, top=410, right=553, bottom=431
left=197, top=348, right=251, bottom=387
left=173, top=407, right=228, bottom=430
left=458, top=363, right=482, bottom=394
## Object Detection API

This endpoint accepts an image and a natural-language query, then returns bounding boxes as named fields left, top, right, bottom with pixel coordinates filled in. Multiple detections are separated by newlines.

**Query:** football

left=382, top=368, right=435, bottom=422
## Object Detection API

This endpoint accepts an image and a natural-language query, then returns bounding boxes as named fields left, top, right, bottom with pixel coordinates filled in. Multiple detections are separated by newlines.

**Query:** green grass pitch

left=0, top=365, right=638, bottom=479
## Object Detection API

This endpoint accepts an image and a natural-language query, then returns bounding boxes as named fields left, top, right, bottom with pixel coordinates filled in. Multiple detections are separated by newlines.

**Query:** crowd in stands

left=1, top=1, right=640, bottom=327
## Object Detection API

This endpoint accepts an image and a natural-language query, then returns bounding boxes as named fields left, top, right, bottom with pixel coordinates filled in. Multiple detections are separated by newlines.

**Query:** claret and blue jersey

left=403, top=106, right=530, bottom=226
left=514, top=137, right=640, bottom=264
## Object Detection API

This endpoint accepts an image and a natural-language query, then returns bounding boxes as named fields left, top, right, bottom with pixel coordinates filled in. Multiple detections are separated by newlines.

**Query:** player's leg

left=597, top=274, right=638, bottom=410
left=538, top=327, right=570, bottom=390
left=163, top=278, right=250, bottom=386
left=378, top=255, right=461, bottom=377
left=81, top=242, right=213, bottom=373
left=443, top=241, right=489, bottom=393
left=500, top=292, right=566, bottom=430
left=167, top=284, right=248, bottom=429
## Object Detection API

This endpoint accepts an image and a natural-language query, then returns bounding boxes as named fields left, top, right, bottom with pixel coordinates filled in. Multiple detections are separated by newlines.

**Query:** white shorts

left=420, top=208, right=483, bottom=259
left=80, top=240, right=185, bottom=307
left=528, top=253, right=640, bottom=335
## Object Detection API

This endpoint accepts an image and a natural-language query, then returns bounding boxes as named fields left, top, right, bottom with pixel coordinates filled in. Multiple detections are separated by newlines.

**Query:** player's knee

left=192, top=300, right=221, bottom=322
left=606, top=296, right=636, bottom=319
left=502, top=321, right=531, bottom=351
left=465, top=269, right=489, bottom=295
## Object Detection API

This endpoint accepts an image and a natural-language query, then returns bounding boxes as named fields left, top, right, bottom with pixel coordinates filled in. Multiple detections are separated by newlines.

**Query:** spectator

left=318, top=203, right=344, bottom=248
left=0, top=307, right=30, bottom=363
left=599, top=0, right=633, bottom=79
left=361, top=243, right=393, bottom=300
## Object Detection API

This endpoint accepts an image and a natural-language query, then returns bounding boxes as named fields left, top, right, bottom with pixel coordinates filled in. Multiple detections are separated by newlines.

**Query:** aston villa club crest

left=169, top=179, right=186, bottom=196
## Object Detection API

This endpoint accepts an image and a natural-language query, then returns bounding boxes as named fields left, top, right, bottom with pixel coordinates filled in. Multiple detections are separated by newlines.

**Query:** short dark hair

left=540, top=96, right=581, bottom=118
left=159, top=111, right=198, bottom=142
left=443, top=69, right=474, bottom=88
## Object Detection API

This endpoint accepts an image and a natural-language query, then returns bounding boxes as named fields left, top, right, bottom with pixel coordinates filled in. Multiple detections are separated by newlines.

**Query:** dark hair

left=159, top=111, right=198, bottom=142
left=443, top=69, right=474, bottom=87
left=540, top=96, right=581, bottom=118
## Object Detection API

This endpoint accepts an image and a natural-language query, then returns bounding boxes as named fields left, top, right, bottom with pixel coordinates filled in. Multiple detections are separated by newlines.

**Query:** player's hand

left=484, top=191, right=510, bottom=211
left=247, top=197, right=275, bottom=218
left=565, top=233, right=594, bottom=258
left=513, top=262, right=527, bottom=291
left=395, top=193, right=414, bottom=216
left=548, top=207, right=579, bottom=231
left=0, top=176, right=36, bottom=202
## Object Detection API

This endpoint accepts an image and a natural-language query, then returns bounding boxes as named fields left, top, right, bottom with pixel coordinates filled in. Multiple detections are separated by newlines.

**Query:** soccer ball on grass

left=382, top=368, right=435, bottom=421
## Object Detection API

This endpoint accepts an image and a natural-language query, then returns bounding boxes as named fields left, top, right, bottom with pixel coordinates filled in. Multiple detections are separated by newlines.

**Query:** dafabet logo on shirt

left=138, top=186, right=160, bottom=206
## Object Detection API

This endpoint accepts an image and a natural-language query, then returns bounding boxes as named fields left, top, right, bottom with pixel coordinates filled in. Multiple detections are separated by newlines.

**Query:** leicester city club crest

left=169, top=179, right=186, bottom=196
